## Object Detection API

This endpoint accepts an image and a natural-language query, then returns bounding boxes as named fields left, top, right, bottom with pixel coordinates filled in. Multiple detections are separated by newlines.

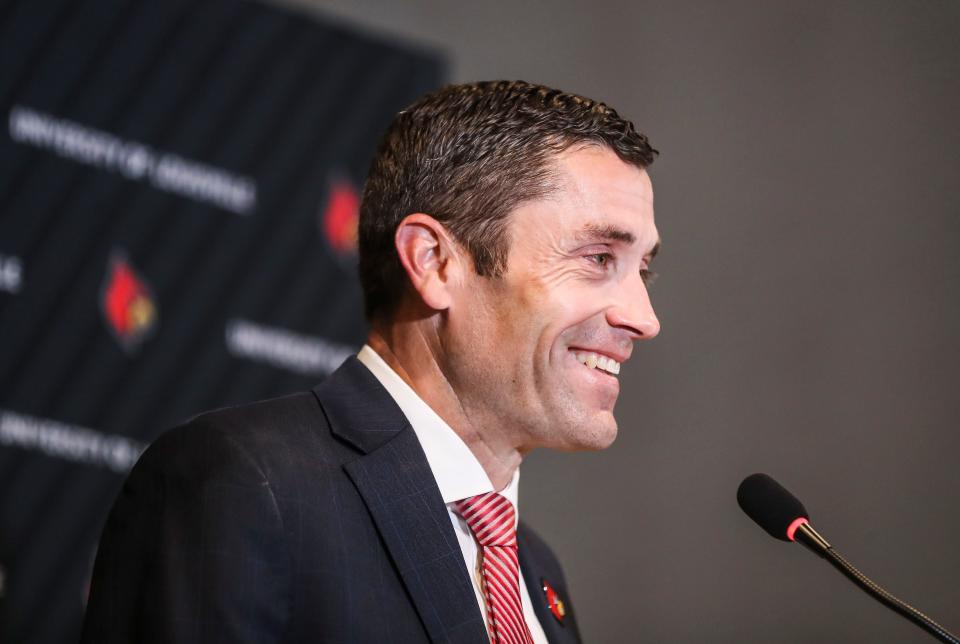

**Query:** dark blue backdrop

left=0, top=1, right=443, bottom=641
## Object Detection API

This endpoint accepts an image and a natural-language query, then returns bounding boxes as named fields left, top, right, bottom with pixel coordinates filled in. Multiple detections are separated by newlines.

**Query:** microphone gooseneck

left=737, top=473, right=960, bottom=644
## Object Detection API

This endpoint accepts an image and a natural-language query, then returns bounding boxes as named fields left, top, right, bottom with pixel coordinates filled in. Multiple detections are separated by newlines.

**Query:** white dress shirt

left=358, top=346, right=549, bottom=644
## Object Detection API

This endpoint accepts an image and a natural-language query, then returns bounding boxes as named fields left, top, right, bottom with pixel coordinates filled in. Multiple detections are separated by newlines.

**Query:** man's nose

left=605, top=274, right=660, bottom=340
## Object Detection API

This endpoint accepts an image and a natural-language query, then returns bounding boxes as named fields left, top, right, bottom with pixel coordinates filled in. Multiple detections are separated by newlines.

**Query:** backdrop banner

left=0, top=1, right=443, bottom=641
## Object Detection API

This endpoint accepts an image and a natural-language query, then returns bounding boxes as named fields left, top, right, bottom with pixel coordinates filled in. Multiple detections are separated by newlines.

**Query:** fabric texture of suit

left=82, top=357, right=583, bottom=643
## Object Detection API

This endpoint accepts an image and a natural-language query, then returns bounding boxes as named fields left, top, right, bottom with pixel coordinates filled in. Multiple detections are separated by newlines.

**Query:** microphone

left=737, top=473, right=959, bottom=644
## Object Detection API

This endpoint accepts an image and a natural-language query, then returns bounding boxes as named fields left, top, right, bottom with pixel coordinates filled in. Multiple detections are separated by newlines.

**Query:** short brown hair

left=358, top=80, right=657, bottom=322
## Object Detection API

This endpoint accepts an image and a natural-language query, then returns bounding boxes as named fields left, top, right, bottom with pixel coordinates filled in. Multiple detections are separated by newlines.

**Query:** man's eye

left=587, top=253, right=613, bottom=267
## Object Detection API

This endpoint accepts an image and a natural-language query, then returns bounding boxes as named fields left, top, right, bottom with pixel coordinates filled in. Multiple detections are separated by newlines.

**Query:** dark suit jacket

left=81, top=357, right=583, bottom=643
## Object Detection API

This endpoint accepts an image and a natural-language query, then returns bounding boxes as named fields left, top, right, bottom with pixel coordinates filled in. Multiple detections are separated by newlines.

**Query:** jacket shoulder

left=139, top=391, right=338, bottom=484
left=83, top=394, right=323, bottom=643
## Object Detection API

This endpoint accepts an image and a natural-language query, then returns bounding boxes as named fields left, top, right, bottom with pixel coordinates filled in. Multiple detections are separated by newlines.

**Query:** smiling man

left=82, top=81, right=660, bottom=644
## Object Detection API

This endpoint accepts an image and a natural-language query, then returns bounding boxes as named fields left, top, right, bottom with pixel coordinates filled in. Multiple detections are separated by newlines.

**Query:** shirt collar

left=356, top=345, right=520, bottom=510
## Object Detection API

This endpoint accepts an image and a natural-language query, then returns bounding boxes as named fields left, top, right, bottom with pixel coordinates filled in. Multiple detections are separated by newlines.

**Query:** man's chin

left=551, top=413, right=618, bottom=452
left=584, top=420, right=618, bottom=450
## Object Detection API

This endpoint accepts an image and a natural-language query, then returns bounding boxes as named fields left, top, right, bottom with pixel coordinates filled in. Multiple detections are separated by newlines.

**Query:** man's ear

left=394, top=213, right=465, bottom=311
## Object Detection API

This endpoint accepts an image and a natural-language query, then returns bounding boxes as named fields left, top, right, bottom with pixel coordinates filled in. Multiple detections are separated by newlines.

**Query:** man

left=82, top=80, right=660, bottom=643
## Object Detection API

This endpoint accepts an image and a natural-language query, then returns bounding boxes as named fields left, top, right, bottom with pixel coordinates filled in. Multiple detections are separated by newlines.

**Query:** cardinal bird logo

left=100, top=252, right=158, bottom=353
left=541, top=578, right=567, bottom=624
left=321, top=178, right=360, bottom=256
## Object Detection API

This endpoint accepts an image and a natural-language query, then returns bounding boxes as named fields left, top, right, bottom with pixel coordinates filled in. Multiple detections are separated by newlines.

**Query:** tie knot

left=454, top=492, right=517, bottom=547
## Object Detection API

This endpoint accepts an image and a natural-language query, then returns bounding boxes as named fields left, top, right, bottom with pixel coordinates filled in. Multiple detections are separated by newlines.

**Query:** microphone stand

left=794, top=523, right=960, bottom=644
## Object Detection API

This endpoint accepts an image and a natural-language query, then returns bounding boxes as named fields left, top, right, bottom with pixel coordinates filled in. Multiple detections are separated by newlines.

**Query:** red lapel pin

left=541, top=578, right=566, bottom=623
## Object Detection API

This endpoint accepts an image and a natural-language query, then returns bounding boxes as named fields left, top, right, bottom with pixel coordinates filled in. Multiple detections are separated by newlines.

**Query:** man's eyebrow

left=576, top=224, right=660, bottom=258
left=577, top=223, right=636, bottom=244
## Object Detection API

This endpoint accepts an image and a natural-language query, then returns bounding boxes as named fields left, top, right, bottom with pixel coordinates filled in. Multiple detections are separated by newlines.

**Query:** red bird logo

left=321, top=179, right=360, bottom=256
left=541, top=578, right=567, bottom=623
left=100, top=252, right=158, bottom=352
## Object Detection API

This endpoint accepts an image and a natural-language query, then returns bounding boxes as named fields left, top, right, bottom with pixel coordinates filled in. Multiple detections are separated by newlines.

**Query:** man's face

left=444, top=145, right=660, bottom=452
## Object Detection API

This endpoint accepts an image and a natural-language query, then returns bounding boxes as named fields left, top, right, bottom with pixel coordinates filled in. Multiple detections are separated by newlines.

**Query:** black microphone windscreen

left=737, top=473, right=809, bottom=541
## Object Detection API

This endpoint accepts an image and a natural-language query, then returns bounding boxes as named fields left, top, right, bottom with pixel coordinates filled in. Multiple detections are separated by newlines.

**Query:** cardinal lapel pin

left=541, top=578, right=566, bottom=624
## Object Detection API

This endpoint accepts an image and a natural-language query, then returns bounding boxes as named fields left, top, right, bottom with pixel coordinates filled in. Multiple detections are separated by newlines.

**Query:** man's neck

left=366, top=327, right=522, bottom=490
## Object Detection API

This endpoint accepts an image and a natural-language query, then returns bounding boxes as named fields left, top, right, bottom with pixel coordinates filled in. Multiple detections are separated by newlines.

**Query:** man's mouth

left=572, top=350, right=621, bottom=375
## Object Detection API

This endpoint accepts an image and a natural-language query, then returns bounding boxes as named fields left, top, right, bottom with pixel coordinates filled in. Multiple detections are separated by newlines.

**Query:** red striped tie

left=455, top=492, right=534, bottom=644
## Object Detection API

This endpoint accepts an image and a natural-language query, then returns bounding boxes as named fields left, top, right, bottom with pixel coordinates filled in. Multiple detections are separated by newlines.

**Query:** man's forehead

left=553, top=145, right=653, bottom=193
left=506, top=146, right=658, bottom=252
left=552, top=147, right=654, bottom=210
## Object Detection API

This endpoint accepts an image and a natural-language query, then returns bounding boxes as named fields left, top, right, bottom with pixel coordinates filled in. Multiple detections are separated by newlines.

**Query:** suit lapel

left=314, top=359, right=488, bottom=644
left=518, top=527, right=581, bottom=644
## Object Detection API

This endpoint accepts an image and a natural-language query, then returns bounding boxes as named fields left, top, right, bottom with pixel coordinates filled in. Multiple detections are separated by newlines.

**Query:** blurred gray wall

left=274, top=1, right=960, bottom=641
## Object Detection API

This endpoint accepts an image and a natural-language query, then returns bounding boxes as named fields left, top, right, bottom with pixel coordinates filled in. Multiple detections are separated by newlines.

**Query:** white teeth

left=574, top=351, right=621, bottom=375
